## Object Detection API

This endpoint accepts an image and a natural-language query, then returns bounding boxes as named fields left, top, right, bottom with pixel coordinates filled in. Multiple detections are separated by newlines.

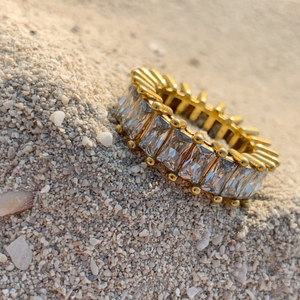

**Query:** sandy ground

left=0, top=0, right=300, bottom=299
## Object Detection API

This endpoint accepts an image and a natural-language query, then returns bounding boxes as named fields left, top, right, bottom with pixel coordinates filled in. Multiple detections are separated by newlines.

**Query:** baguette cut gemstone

left=118, top=84, right=132, bottom=107
left=116, top=85, right=140, bottom=122
left=201, top=157, right=237, bottom=195
left=139, top=115, right=172, bottom=157
left=221, top=166, right=255, bottom=199
left=221, top=167, right=267, bottom=199
left=248, top=171, right=268, bottom=198
left=178, top=144, right=216, bottom=183
left=122, top=99, right=153, bottom=140
left=157, top=129, right=193, bottom=172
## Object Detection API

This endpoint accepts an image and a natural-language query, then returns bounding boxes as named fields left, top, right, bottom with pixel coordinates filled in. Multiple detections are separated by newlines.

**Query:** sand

left=0, top=0, right=300, bottom=299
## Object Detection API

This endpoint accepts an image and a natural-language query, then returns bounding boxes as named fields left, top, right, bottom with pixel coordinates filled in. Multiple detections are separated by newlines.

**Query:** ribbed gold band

left=115, top=67, right=280, bottom=207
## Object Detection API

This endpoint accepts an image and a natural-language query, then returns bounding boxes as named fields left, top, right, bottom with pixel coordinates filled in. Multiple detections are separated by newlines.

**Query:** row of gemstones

left=116, top=85, right=267, bottom=200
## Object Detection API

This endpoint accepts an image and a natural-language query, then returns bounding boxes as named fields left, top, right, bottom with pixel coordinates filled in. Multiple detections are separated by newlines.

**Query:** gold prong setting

left=213, top=196, right=223, bottom=204
left=230, top=199, right=240, bottom=207
left=168, top=173, right=177, bottom=182
left=146, top=157, right=155, bottom=166
left=115, top=124, right=123, bottom=134
left=193, top=132, right=204, bottom=144
left=191, top=186, right=201, bottom=195
left=127, top=140, right=136, bottom=150
left=114, top=67, right=280, bottom=207
left=212, top=141, right=228, bottom=158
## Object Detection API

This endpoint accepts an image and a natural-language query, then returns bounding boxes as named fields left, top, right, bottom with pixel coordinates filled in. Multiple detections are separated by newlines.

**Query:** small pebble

left=187, top=287, right=199, bottom=299
left=6, top=263, right=15, bottom=271
left=139, top=229, right=149, bottom=237
left=212, top=235, right=223, bottom=245
left=114, top=204, right=122, bottom=214
left=103, top=269, right=111, bottom=277
left=82, top=136, right=93, bottom=147
left=40, top=185, right=51, bottom=194
left=237, top=226, right=249, bottom=239
left=89, top=237, right=101, bottom=245
left=50, top=111, right=65, bottom=126
left=196, top=232, right=211, bottom=251
left=96, top=132, right=113, bottom=147
left=7, top=147, right=16, bottom=160
left=146, top=201, right=154, bottom=208
left=6, top=235, right=32, bottom=270
left=0, top=253, right=8, bottom=263
left=90, top=258, right=99, bottom=276
left=60, top=95, right=69, bottom=105
left=3, top=100, right=14, bottom=109
left=23, top=145, right=33, bottom=154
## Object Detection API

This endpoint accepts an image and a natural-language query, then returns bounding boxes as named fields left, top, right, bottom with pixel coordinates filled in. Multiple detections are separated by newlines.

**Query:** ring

left=115, top=67, right=280, bottom=207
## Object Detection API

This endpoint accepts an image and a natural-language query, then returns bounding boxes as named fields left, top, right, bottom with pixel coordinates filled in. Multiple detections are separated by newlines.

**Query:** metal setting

left=127, top=140, right=136, bottom=150
left=115, top=124, right=123, bottom=134
left=191, top=186, right=201, bottom=195
left=168, top=173, right=178, bottom=182
left=230, top=199, right=240, bottom=207
left=213, top=196, right=223, bottom=204
left=115, top=67, right=280, bottom=207
left=146, top=157, right=155, bottom=166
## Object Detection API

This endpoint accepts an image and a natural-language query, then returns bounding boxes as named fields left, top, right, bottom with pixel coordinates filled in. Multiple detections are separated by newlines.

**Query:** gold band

left=115, top=67, right=280, bottom=207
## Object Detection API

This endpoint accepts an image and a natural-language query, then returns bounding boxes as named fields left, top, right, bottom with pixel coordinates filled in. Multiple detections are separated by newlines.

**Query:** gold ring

left=115, top=67, right=280, bottom=207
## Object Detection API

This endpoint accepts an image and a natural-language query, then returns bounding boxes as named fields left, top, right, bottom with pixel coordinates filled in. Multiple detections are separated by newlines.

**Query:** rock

left=146, top=201, right=154, bottom=208
left=187, top=287, right=199, bottom=299
left=40, top=185, right=51, bottom=194
left=0, top=253, right=7, bottom=263
left=103, top=269, right=111, bottom=276
left=22, top=145, right=33, bottom=154
left=232, top=264, right=248, bottom=285
left=90, top=258, right=98, bottom=276
left=50, top=111, right=65, bottom=126
left=237, top=226, right=249, bottom=239
left=3, top=100, right=14, bottom=109
left=98, top=110, right=108, bottom=122
left=60, top=95, right=69, bottom=105
left=7, top=147, right=16, bottom=160
left=82, top=136, right=93, bottom=147
left=6, top=263, right=14, bottom=271
left=114, top=204, right=122, bottom=214
left=196, top=232, right=211, bottom=251
left=139, top=229, right=149, bottom=237
left=0, top=191, right=34, bottom=217
left=158, top=223, right=164, bottom=230
left=131, top=165, right=140, bottom=174
left=96, top=132, right=113, bottom=147
left=6, top=235, right=32, bottom=270
left=89, top=237, right=100, bottom=246
left=212, top=234, right=223, bottom=245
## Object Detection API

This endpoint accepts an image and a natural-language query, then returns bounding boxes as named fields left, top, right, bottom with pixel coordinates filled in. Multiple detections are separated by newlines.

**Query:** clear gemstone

left=201, top=157, right=237, bottom=195
left=116, top=85, right=140, bottom=122
left=221, top=166, right=255, bottom=199
left=139, top=115, right=172, bottom=157
left=157, top=129, right=193, bottom=172
left=118, top=85, right=132, bottom=107
left=122, top=99, right=153, bottom=140
left=178, top=144, right=216, bottom=183
left=247, top=171, right=268, bottom=198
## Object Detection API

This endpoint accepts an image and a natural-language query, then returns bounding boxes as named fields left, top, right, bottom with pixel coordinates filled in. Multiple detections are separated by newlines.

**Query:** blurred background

left=2, top=0, right=300, bottom=155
